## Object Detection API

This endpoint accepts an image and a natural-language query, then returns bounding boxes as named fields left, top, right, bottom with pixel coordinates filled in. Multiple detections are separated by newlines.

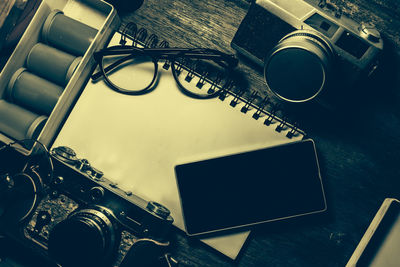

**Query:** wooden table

left=0, top=0, right=398, bottom=266
left=118, top=0, right=400, bottom=266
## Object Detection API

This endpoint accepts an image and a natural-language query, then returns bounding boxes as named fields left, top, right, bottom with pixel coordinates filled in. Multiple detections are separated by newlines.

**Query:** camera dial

left=146, top=201, right=171, bottom=220
left=359, top=23, right=381, bottom=43
left=264, top=29, right=334, bottom=103
left=48, top=206, right=120, bottom=267
left=51, top=146, right=78, bottom=164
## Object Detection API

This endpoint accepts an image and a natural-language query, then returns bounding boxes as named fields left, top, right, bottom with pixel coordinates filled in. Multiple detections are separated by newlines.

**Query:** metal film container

left=0, top=100, right=47, bottom=141
left=41, top=10, right=98, bottom=56
left=6, top=68, right=64, bottom=115
left=264, top=29, right=334, bottom=103
left=26, top=43, right=81, bottom=86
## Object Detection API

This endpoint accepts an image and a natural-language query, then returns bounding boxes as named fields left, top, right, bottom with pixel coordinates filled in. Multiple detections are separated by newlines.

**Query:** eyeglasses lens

left=101, top=53, right=157, bottom=94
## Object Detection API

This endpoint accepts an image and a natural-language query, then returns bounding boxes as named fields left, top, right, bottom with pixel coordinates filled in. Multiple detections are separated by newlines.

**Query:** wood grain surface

left=0, top=0, right=16, bottom=27
left=119, top=0, right=400, bottom=266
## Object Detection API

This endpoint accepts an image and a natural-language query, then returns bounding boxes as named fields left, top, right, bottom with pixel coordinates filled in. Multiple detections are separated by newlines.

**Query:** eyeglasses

left=91, top=45, right=238, bottom=98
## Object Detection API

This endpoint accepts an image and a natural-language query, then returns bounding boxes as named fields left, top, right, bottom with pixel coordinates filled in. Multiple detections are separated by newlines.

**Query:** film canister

left=26, top=43, right=81, bottom=86
left=42, top=9, right=98, bottom=56
left=0, top=100, right=47, bottom=141
left=6, top=68, right=64, bottom=115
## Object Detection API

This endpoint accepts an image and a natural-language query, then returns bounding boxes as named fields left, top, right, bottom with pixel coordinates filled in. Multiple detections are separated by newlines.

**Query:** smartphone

left=174, top=139, right=327, bottom=236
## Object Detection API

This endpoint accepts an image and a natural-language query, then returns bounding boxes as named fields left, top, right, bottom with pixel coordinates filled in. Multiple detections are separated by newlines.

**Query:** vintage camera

left=0, top=142, right=175, bottom=267
left=231, top=0, right=383, bottom=106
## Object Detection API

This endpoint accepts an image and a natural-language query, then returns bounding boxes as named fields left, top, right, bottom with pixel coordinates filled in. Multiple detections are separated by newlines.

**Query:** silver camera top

left=261, top=0, right=383, bottom=103
left=232, top=0, right=383, bottom=104
left=257, top=0, right=383, bottom=59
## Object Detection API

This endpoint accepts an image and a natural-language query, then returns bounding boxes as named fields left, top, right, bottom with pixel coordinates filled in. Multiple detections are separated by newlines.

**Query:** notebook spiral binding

left=120, top=22, right=305, bottom=139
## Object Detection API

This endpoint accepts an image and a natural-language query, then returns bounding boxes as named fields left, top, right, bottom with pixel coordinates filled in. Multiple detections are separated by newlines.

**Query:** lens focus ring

left=48, top=207, right=119, bottom=267
left=264, top=29, right=334, bottom=103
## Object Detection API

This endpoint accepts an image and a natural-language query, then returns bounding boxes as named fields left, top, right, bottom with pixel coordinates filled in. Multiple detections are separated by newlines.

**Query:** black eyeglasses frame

left=92, top=45, right=238, bottom=98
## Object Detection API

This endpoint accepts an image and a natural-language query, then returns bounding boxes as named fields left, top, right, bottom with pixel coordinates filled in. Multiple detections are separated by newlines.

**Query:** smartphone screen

left=174, top=139, right=327, bottom=236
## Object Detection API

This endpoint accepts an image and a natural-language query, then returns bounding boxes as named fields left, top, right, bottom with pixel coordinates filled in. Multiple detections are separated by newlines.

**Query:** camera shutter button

left=359, top=23, right=381, bottom=43
left=146, top=201, right=171, bottom=219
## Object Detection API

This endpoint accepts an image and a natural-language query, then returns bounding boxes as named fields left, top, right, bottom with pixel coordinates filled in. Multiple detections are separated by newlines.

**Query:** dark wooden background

left=0, top=0, right=398, bottom=266
left=117, top=0, right=400, bottom=266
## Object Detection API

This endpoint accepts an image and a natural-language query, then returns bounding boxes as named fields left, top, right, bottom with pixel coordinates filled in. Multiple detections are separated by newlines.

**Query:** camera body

left=0, top=145, right=174, bottom=267
left=231, top=0, right=383, bottom=105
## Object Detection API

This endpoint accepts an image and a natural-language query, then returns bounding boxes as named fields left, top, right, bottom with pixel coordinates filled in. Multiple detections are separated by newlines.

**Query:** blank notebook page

left=53, top=33, right=304, bottom=259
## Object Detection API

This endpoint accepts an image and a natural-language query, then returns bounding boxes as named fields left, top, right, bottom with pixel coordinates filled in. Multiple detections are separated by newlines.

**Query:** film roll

left=0, top=100, right=47, bottom=141
left=6, top=68, right=64, bottom=115
left=41, top=10, right=98, bottom=56
left=26, top=43, right=82, bottom=86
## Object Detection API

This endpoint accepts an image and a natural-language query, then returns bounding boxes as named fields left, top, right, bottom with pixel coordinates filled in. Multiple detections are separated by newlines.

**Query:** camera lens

left=264, top=29, right=334, bottom=103
left=48, top=207, right=119, bottom=267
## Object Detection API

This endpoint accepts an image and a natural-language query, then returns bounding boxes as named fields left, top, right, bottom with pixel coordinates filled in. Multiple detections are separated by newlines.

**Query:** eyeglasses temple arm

left=143, top=48, right=238, bottom=68
left=91, top=54, right=135, bottom=81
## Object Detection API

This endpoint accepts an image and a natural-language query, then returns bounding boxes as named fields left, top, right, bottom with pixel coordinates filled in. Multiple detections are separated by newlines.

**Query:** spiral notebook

left=52, top=25, right=306, bottom=259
